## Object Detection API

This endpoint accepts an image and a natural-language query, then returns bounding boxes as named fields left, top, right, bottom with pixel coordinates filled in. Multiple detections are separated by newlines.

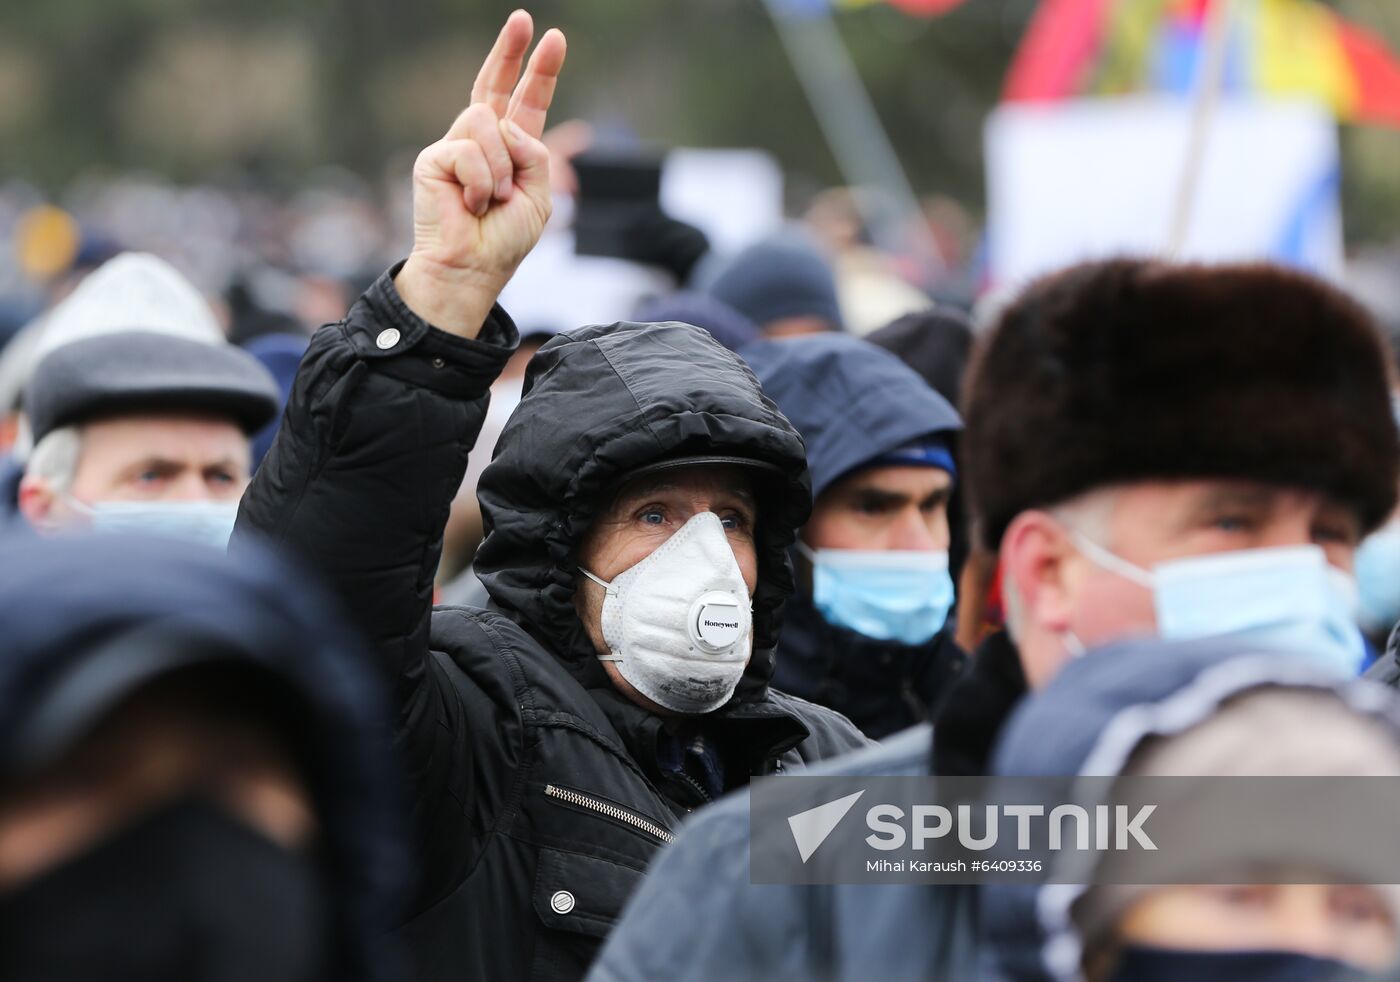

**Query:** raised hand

left=395, top=10, right=567, bottom=336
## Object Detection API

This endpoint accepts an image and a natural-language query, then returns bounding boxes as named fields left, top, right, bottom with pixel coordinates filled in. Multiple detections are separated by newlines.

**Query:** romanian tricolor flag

left=1005, top=0, right=1400, bottom=127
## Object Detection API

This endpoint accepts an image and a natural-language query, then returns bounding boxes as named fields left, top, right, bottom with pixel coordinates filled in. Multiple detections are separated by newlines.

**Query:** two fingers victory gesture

left=396, top=11, right=567, bottom=336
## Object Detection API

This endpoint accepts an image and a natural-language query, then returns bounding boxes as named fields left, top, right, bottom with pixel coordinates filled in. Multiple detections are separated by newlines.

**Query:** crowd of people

left=8, top=8, right=1400, bottom=981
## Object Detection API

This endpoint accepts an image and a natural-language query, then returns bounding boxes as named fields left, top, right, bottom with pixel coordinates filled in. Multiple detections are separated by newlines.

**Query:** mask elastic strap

left=58, top=493, right=96, bottom=518
left=578, top=566, right=623, bottom=663
left=1068, top=530, right=1155, bottom=589
left=1063, top=630, right=1088, bottom=659
left=793, top=540, right=817, bottom=563
left=578, top=566, right=613, bottom=591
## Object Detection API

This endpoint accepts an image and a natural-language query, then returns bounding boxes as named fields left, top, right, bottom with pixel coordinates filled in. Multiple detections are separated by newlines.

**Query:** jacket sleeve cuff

left=343, top=260, right=521, bottom=399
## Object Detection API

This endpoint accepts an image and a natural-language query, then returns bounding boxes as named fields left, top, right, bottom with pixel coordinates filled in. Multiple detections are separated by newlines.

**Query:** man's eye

left=1212, top=514, right=1253, bottom=533
left=136, top=469, right=163, bottom=484
left=1332, top=888, right=1389, bottom=924
left=855, top=500, right=889, bottom=517
left=640, top=509, right=666, bottom=526
left=1313, top=525, right=1350, bottom=545
left=720, top=513, right=749, bottom=531
left=208, top=470, right=235, bottom=486
left=1212, top=884, right=1272, bottom=909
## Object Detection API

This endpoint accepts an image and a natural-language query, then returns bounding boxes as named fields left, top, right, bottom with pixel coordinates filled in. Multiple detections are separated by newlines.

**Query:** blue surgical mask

left=64, top=497, right=240, bottom=550
left=797, top=543, right=954, bottom=646
left=1356, top=524, right=1400, bottom=637
left=1072, top=534, right=1365, bottom=677
left=1107, top=946, right=1366, bottom=982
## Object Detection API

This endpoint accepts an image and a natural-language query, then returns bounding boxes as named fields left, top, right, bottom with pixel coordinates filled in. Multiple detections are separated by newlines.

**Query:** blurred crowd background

left=5, top=1, right=1400, bottom=343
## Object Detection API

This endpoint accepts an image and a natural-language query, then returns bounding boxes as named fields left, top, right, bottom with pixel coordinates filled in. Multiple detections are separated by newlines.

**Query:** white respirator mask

left=580, top=511, right=754, bottom=715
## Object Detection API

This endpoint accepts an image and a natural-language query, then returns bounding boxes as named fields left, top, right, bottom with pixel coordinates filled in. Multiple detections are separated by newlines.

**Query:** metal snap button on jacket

left=550, top=890, right=575, bottom=915
left=375, top=328, right=401, bottom=350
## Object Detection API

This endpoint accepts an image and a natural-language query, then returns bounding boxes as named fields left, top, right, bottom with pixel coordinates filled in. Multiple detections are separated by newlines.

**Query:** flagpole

left=1165, top=0, right=1236, bottom=257
left=762, top=0, right=947, bottom=276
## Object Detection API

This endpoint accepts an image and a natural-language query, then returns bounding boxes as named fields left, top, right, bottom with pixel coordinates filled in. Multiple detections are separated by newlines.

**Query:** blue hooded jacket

left=743, top=333, right=965, bottom=738
left=0, top=532, right=410, bottom=981
left=984, top=637, right=1400, bottom=982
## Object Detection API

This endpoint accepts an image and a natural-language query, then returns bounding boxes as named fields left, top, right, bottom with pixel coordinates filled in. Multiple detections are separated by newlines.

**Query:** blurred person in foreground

left=234, top=12, right=865, bottom=982
left=10, top=253, right=278, bottom=545
left=984, top=636, right=1400, bottom=982
left=743, top=333, right=965, bottom=739
left=0, top=532, right=407, bottom=981
left=589, top=258, right=1400, bottom=981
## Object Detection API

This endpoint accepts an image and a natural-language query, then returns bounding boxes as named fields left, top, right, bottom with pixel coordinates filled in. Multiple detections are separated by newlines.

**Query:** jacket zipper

left=671, top=770, right=712, bottom=807
left=544, top=784, right=675, bottom=844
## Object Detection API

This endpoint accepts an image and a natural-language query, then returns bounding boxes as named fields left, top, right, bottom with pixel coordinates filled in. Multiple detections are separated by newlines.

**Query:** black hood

left=0, top=532, right=409, bottom=982
left=474, top=321, right=812, bottom=701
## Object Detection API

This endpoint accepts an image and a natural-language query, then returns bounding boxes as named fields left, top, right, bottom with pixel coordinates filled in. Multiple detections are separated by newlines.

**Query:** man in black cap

left=590, top=258, right=1400, bottom=981
left=0, top=532, right=407, bottom=981
left=14, top=253, right=278, bottom=546
left=234, top=12, right=865, bottom=982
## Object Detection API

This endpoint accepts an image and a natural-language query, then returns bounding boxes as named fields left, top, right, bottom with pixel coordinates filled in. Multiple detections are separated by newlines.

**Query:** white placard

left=985, top=96, right=1343, bottom=290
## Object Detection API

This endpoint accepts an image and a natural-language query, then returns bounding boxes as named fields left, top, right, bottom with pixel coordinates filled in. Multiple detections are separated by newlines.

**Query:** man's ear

left=1000, top=510, right=1078, bottom=638
left=17, top=475, right=58, bottom=531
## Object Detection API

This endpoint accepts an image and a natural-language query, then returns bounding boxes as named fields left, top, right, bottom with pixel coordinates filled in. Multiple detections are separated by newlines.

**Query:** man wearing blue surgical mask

left=744, top=333, right=965, bottom=739
left=938, top=258, right=1398, bottom=775
left=13, top=254, right=278, bottom=548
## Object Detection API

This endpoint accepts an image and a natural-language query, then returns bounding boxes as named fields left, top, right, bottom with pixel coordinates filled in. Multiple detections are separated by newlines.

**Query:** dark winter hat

left=705, top=236, right=843, bottom=333
left=633, top=292, right=760, bottom=352
left=964, top=259, right=1399, bottom=550
left=866, top=307, right=973, bottom=408
left=26, top=329, right=280, bottom=444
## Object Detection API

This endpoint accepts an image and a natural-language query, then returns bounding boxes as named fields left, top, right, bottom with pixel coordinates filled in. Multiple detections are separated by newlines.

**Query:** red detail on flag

left=1337, top=19, right=1400, bottom=128
left=1003, top=0, right=1112, bottom=102
left=1174, top=0, right=1212, bottom=25
left=886, top=0, right=966, bottom=14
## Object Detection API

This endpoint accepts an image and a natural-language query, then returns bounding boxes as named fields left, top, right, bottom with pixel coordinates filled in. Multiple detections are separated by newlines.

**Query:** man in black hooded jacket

left=233, top=12, right=865, bottom=982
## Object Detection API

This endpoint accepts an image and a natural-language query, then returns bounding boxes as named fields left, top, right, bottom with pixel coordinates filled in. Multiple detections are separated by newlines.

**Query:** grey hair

left=24, top=425, right=83, bottom=493
left=1002, top=488, right=1123, bottom=642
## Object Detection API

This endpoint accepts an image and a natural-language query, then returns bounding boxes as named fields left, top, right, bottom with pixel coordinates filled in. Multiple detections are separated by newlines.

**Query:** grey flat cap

left=25, top=329, right=281, bottom=443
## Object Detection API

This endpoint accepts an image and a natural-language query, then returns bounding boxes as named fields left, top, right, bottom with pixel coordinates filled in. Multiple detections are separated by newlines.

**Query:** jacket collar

left=588, top=682, right=810, bottom=795
left=931, top=629, right=1026, bottom=776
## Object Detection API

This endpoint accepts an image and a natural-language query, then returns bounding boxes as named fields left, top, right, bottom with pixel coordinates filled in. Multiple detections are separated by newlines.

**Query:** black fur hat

left=965, top=259, right=1399, bottom=550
